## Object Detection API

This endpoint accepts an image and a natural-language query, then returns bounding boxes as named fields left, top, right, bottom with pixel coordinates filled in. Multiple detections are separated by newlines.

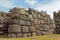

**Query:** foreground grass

left=0, top=34, right=60, bottom=40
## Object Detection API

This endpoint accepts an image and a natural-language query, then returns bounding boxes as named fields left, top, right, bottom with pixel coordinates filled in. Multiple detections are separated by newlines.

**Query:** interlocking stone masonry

left=0, top=7, right=55, bottom=38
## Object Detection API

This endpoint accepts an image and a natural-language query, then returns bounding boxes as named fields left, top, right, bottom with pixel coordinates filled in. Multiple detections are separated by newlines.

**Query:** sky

left=0, top=0, right=60, bottom=18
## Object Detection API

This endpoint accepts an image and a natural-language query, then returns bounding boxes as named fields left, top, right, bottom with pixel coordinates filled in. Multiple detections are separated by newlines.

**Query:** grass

left=0, top=34, right=60, bottom=40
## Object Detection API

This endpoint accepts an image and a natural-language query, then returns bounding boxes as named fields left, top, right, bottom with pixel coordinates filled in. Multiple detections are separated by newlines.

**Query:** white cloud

left=0, top=0, right=16, bottom=8
left=25, top=0, right=36, bottom=5
left=36, top=0, right=60, bottom=18
left=18, top=0, right=36, bottom=5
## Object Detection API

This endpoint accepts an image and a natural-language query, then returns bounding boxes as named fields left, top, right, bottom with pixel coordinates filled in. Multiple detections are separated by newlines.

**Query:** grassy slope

left=0, top=34, right=60, bottom=40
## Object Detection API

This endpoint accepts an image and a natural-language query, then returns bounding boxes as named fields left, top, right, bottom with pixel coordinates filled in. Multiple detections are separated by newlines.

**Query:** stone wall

left=0, top=12, right=5, bottom=34
left=54, top=11, right=60, bottom=34
left=0, top=7, right=55, bottom=38
left=0, top=11, right=11, bottom=34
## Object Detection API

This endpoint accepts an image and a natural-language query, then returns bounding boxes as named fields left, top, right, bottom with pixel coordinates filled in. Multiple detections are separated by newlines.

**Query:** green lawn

left=0, top=34, right=60, bottom=40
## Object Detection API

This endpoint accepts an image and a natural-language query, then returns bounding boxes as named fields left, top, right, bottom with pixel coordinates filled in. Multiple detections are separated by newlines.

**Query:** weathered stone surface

left=0, top=17, right=4, bottom=23
left=0, top=7, right=56, bottom=38
left=19, top=20, right=25, bottom=26
left=25, top=21, right=31, bottom=26
left=36, top=30, right=41, bottom=36
left=16, top=34, right=22, bottom=38
left=0, top=24, right=3, bottom=27
left=8, top=24, right=21, bottom=33
left=11, top=34, right=16, bottom=38
left=41, top=31, right=47, bottom=35
left=27, top=33, right=31, bottom=37
left=10, top=7, right=26, bottom=14
left=11, top=14, right=20, bottom=19
left=34, top=19, right=37, bottom=25
left=31, top=32, right=36, bottom=36
left=54, top=11, right=60, bottom=34
left=39, top=28, right=43, bottom=31
left=9, top=19, right=19, bottom=24
left=39, top=24, right=44, bottom=28
left=8, top=34, right=12, bottom=38
left=43, top=25, right=49, bottom=31
left=29, top=15, right=34, bottom=21
left=22, top=26, right=29, bottom=33
left=29, top=26, right=36, bottom=32
left=30, top=22, right=34, bottom=26
left=20, top=14, right=26, bottom=20
left=40, top=20, right=44, bottom=24
left=22, top=33, right=27, bottom=37
left=26, top=15, right=31, bottom=21
left=37, top=19, right=40, bottom=24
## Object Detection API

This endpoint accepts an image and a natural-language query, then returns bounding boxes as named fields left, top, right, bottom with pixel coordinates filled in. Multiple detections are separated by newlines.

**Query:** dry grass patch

left=0, top=34, right=60, bottom=40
